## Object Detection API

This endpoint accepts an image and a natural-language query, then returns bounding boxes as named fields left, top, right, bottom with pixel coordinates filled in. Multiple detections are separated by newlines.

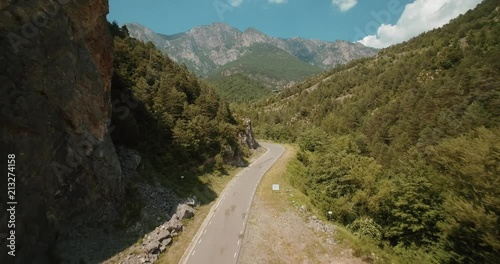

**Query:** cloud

left=268, top=0, right=288, bottom=4
left=358, top=0, right=482, bottom=48
left=229, top=0, right=243, bottom=7
left=332, top=0, right=358, bottom=12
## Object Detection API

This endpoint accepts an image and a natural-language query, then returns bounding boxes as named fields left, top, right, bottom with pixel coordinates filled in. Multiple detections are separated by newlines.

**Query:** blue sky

left=108, top=0, right=482, bottom=48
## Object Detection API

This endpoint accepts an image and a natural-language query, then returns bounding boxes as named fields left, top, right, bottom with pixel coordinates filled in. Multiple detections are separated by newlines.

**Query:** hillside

left=109, top=23, right=245, bottom=188
left=207, top=43, right=323, bottom=90
left=125, top=23, right=378, bottom=76
left=209, top=74, right=273, bottom=103
left=238, top=0, right=500, bottom=263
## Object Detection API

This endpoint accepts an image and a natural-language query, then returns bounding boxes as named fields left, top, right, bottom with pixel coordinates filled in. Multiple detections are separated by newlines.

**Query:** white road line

left=237, top=240, right=240, bottom=245
left=242, top=222, right=245, bottom=226
left=234, top=252, right=237, bottom=258
left=198, top=239, right=202, bottom=244
left=240, top=230, right=243, bottom=235
left=208, top=220, right=212, bottom=226
left=203, top=229, right=207, bottom=234
left=192, top=250, right=196, bottom=256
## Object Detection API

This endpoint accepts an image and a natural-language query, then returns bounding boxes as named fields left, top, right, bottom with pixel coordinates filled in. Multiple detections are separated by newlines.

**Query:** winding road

left=180, top=142, right=285, bottom=264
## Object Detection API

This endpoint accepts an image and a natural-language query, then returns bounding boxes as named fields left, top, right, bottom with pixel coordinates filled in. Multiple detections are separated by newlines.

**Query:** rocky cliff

left=240, top=118, right=259, bottom=150
left=0, top=0, right=119, bottom=262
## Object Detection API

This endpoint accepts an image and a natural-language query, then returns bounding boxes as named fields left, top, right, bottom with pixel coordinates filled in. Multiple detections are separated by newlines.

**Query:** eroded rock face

left=239, top=118, right=259, bottom=149
left=0, top=0, right=117, bottom=262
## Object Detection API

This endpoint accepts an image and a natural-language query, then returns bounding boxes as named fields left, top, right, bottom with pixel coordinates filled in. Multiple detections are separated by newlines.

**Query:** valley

left=0, top=0, right=498, bottom=264
left=125, top=22, right=378, bottom=102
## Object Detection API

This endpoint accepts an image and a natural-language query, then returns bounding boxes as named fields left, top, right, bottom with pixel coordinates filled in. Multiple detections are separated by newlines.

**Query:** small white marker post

left=272, top=184, right=280, bottom=192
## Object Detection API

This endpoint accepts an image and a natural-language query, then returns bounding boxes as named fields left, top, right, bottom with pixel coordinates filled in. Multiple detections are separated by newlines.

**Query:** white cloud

left=269, top=0, right=288, bottom=4
left=332, top=0, right=358, bottom=12
left=359, top=0, right=482, bottom=48
left=229, top=0, right=243, bottom=7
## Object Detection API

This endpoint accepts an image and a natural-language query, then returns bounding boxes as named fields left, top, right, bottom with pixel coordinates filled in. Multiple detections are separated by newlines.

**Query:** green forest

left=208, top=73, right=273, bottom=103
left=206, top=43, right=323, bottom=98
left=209, top=43, right=323, bottom=84
left=237, top=0, right=499, bottom=263
left=108, top=24, right=246, bottom=201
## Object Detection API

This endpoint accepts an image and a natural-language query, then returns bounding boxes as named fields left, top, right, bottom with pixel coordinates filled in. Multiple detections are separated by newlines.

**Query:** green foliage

left=237, top=1, right=500, bottom=262
left=209, top=43, right=323, bottom=88
left=109, top=24, right=246, bottom=201
left=208, top=74, right=273, bottom=103
left=348, top=217, right=383, bottom=244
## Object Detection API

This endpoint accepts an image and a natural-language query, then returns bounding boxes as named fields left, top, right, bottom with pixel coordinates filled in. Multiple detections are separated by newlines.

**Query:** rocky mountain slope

left=125, top=22, right=378, bottom=76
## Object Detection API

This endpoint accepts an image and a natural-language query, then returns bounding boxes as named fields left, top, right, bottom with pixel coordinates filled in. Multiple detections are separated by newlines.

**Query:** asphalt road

left=180, top=142, right=285, bottom=264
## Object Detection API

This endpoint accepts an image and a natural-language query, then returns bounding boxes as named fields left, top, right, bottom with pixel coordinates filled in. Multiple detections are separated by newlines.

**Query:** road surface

left=180, top=142, right=285, bottom=264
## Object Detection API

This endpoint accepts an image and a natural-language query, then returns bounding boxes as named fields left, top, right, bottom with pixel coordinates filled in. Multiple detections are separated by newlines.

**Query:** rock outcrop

left=239, top=118, right=259, bottom=149
left=0, top=0, right=117, bottom=262
left=117, top=203, right=196, bottom=264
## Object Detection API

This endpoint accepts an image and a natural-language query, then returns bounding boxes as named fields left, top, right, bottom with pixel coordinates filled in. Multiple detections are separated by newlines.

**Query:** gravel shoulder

left=239, top=144, right=366, bottom=264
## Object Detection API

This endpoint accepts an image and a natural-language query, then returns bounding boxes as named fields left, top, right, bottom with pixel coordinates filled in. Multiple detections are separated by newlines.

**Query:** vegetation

left=208, top=74, right=273, bottom=103
left=237, top=1, right=500, bottom=263
left=208, top=43, right=323, bottom=90
left=108, top=23, right=246, bottom=201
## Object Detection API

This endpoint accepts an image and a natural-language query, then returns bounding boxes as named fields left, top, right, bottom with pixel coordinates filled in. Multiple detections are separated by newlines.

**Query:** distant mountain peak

left=125, top=22, right=378, bottom=76
left=244, top=27, right=264, bottom=34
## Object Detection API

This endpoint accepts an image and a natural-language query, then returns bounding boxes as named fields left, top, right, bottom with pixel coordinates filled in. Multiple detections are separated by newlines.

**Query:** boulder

left=161, top=238, right=172, bottom=247
left=184, top=196, right=198, bottom=207
left=165, top=215, right=183, bottom=232
left=176, top=204, right=195, bottom=219
left=144, top=241, right=160, bottom=254
left=157, top=230, right=171, bottom=241
left=118, top=147, right=142, bottom=171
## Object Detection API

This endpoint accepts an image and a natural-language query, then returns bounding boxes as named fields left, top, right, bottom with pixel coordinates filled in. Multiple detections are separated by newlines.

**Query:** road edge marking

left=235, top=143, right=285, bottom=264
left=179, top=144, right=272, bottom=264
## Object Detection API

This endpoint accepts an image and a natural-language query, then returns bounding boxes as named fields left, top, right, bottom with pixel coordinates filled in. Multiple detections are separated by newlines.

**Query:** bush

left=348, top=217, right=383, bottom=244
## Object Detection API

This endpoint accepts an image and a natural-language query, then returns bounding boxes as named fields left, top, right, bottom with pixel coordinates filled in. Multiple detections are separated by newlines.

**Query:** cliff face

left=0, top=0, right=119, bottom=262
left=240, top=118, right=259, bottom=150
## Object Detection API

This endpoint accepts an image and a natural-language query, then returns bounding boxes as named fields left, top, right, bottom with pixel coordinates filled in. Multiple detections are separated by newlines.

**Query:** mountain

left=125, top=22, right=378, bottom=77
left=238, top=0, right=499, bottom=263
left=206, top=43, right=324, bottom=90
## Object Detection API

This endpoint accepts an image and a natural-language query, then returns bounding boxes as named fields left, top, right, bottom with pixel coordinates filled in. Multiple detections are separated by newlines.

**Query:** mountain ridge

left=125, top=22, right=378, bottom=76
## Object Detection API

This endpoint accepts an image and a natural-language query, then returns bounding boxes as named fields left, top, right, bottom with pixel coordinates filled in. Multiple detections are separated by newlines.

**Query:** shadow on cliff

left=57, top=72, right=226, bottom=264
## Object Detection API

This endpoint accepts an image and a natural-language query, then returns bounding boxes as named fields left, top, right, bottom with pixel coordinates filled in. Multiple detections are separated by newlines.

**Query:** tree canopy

left=236, top=1, right=500, bottom=262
